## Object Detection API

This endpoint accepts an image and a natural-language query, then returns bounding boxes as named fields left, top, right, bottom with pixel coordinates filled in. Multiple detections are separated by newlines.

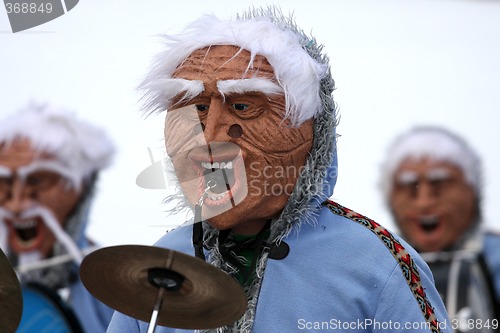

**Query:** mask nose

left=201, top=100, right=243, bottom=141
left=413, top=182, right=437, bottom=209
left=227, top=124, right=243, bottom=138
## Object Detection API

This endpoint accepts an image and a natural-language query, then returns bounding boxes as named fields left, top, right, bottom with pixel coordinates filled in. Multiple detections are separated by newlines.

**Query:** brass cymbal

left=80, top=245, right=247, bottom=330
left=0, top=249, right=23, bottom=332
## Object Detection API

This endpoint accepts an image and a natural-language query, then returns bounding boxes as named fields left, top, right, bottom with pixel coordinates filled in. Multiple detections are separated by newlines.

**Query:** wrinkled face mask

left=165, top=45, right=314, bottom=235
left=389, top=158, right=477, bottom=252
left=0, top=138, right=81, bottom=258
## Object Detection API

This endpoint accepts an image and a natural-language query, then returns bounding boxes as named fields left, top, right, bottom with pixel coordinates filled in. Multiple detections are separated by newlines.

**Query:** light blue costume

left=67, top=187, right=115, bottom=332
left=107, top=8, right=451, bottom=333
left=70, top=210, right=116, bottom=333
left=0, top=105, right=115, bottom=333
left=379, top=125, right=500, bottom=327
left=484, top=232, right=500, bottom=302
left=70, top=278, right=115, bottom=332
left=15, top=179, right=115, bottom=333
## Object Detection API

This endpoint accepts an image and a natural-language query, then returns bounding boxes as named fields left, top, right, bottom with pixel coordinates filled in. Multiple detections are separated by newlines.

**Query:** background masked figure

left=0, top=104, right=115, bottom=332
left=380, top=126, right=500, bottom=332
left=108, top=8, right=451, bottom=333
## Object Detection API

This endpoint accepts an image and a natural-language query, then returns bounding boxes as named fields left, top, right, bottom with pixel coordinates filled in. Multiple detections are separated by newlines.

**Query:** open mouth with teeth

left=200, top=160, right=238, bottom=204
left=202, top=161, right=235, bottom=193
left=6, top=217, right=45, bottom=252
left=418, top=215, right=440, bottom=233
left=16, top=220, right=38, bottom=241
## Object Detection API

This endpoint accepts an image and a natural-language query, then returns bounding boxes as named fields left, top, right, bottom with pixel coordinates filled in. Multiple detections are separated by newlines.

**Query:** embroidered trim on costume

left=323, top=200, right=441, bottom=333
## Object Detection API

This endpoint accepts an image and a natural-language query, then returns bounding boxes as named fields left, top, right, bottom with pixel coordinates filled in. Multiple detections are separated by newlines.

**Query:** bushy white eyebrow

left=426, top=168, right=451, bottom=181
left=397, top=171, right=418, bottom=185
left=18, top=160, right=81, bottom=190
left=162, top=77, right=283, bottom=107
left=159, top=79, right=205, bottom=106
left=396, top=168, right=452, bottom=185
left=0, top=161, right=80, bottom=190
left=217, top=78, right=283, bottom=97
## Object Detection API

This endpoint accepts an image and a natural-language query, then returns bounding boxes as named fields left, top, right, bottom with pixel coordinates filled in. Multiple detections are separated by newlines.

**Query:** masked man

left=380, top=126, right=500, bottom=332
left=0, top=104, right=115, bottom=332
left=108, top=8, right=451, bottom=333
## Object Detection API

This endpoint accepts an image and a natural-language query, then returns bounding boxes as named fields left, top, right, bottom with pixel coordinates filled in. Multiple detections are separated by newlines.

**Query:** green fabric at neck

left=228, top=228, right=270, bottom=286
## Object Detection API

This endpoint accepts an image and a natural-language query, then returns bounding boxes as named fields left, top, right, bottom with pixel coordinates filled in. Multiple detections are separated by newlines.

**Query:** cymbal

left=80, top=245, right=247, bottom=329
left=0, top=249, right=23, bottom=332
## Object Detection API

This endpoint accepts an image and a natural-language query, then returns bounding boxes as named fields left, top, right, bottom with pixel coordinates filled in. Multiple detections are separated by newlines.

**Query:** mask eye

left=196, top=104, right=209, bottom=112
left=398, top=181, right=418, bottom=198
left=0, top=177, right=12, bottom=188
left=0, top=177, right=12, bottom=201
left=231, top=103, right=248, bottom=111
left=25, top=171, right=61, bottom=191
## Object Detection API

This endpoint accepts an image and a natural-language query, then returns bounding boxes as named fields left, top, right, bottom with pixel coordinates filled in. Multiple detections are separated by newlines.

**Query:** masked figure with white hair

left=380, top=126, right=500, bottom=332
left=108, top=7, right=451, bottom=333
left=0, top=104, right=115, bottom=332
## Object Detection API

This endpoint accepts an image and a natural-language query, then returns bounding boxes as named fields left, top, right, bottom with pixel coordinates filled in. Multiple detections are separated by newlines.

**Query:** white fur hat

left=0, top=103, right=115, bottom=187
left=140, top=8, right=329, bottom=126
left=379, top=126, right=482, bottom=201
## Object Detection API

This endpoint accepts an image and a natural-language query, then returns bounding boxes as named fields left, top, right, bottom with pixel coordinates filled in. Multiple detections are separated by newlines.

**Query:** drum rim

left=20, top=282, right=84, bottom=333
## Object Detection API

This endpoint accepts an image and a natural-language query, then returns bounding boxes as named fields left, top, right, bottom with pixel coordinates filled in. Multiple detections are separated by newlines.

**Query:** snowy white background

left=1, top=0, right=499, bottom=246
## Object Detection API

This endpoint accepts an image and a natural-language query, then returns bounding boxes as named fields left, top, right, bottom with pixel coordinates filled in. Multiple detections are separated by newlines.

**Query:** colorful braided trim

left=323, top=200, right=441, bottom=333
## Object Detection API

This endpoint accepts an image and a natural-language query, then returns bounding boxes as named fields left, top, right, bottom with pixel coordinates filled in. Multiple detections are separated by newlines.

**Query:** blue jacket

left=71, top=263, right=115, bottom=332
left=484, top=232, right=500, bottom=304
left=108, top=202, right=452, bottom=333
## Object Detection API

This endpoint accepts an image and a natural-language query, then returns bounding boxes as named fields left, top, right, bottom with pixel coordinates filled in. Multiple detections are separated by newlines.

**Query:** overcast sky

left=1, top=0, right=499, bottom=246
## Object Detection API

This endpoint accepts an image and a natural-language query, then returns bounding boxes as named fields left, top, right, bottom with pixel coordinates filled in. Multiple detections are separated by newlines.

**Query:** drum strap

left=323, top=200, right=442, bottom=333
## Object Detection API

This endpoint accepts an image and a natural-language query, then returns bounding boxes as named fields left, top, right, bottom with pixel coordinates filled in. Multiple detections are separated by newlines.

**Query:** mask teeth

left=207, top=191, right=227, bottom=201
left=419, top=215, right=438, bottom=226
left=419, top=215, right=439, bottom=233
left=13, top=219, right=37, bottom=229
left=201, top=161, right=233, bottom=170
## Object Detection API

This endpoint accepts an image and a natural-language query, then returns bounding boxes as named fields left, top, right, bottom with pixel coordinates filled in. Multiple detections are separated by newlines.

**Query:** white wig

left=140, top=7, right=329, bottom=126
left=0, top=103, right=115, bottom=188
left=379, top=126, right=482, bottom=201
